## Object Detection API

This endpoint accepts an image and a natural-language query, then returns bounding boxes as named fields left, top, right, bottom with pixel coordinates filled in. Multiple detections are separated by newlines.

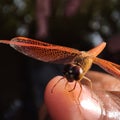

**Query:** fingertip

left=44, top=76, right=82, bottom=120
left=44, top=76, right=102, bottom=120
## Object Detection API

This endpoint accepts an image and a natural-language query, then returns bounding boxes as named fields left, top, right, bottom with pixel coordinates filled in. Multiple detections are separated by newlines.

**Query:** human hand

left=44, top=71, right=120, bottom=120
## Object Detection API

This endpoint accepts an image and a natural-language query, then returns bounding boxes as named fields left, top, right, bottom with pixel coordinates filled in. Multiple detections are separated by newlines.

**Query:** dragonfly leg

left=83, top=76, right=93, bottom=90
left=51, top=77, right=64, bottom=93
left=77, top=81, right=82, bottom=102
left=66, top=81, right=82, bottom=103
left=83, top=76, right=98, bottom=103
left=64, top=81, right=69, bottom=90
left=68, top=81, right=77, bottom=92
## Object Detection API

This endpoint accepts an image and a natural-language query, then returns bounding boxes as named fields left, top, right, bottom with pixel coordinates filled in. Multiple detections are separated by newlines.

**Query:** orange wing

left=0, top=37, right=81, bottom=64
left=87, top=42, right=106, bottom=57
left=94, top=57, right=120, bottom=78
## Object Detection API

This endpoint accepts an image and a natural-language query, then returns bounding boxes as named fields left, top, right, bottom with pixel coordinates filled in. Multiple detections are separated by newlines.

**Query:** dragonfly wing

left=93, top=57, right=120, bottom=78
left=87, top=42, right=106, bottom=57
left=0, top=37, right=80, bottom=64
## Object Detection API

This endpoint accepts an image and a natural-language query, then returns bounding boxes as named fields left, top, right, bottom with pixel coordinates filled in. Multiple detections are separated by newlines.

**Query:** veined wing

left=94, top=57, right=120, bottom=78
left=0, top=37, right=81, bottom=64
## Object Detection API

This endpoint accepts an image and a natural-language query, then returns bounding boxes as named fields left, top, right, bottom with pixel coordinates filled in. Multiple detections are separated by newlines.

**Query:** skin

left=44, top=71, right=120, bottom=120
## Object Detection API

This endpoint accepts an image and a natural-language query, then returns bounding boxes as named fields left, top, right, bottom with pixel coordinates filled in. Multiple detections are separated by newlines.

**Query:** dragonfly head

left=63, top=64, right=83, bottom=82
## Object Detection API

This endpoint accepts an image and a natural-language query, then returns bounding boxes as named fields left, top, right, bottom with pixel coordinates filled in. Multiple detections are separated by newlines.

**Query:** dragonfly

left=0, top=37, right=120, bottom=94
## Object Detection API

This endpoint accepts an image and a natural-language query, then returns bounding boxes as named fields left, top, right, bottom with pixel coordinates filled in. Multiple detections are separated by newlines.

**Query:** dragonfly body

left=0, top=37, right=120, bottom=85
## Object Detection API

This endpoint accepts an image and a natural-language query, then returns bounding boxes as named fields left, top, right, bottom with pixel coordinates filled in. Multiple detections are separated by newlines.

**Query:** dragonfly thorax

left=63, top=64, right=83, bottom=82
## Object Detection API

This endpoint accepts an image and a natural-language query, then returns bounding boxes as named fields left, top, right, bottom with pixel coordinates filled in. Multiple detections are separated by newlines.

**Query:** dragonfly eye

left=63, top=64, right=83, bottom=82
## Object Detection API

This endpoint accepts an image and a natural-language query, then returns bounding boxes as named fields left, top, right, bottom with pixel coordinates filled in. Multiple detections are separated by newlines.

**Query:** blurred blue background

left=0, top=0, right=120, bottom=120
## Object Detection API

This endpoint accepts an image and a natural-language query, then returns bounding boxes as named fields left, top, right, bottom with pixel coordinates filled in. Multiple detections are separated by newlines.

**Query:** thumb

left=44, top=76, right=102, bottom=120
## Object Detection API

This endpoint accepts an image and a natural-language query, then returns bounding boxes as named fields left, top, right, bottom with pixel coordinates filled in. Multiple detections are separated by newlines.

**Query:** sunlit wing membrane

left=93, top=57, right=120, bottom=78
left=87, top=42, right=106, bottom=57
left=0, top=37, right=81, bottom=64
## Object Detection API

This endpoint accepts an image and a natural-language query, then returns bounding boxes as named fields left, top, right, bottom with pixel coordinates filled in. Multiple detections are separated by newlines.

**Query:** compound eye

left=72, top=66, right=83, bottom=80
left=63, top=64, right=73, bottom=74
left=63, top=64, right=83, bottom=82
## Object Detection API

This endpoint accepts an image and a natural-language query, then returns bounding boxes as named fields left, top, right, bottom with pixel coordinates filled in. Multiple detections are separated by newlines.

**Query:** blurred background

left=0, top=0, right=120, bottom=120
